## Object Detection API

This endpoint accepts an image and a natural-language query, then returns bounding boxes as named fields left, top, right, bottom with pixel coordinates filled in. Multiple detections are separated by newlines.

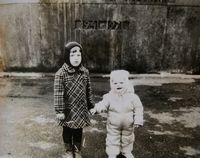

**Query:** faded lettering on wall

left=75, top=20, right=130, bottom=30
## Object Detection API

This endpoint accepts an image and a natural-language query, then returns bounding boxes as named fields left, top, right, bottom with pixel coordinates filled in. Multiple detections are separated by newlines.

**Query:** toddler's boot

left=108, top=155, right=117, bottom=158
left=123, top=152, right=134, bottom=158
left=63, top=143, right=73, bottom=158
left=74, top=143, right=82, bottom=158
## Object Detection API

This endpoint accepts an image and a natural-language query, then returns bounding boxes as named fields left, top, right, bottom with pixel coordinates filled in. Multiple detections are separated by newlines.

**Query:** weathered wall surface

left=0, top=3, right=65, bottom=71
left=0, top=0, right=200, bottom=73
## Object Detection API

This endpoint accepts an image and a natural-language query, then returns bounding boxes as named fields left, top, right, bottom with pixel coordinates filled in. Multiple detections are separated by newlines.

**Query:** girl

left=54, top=41, right=94, bottom=158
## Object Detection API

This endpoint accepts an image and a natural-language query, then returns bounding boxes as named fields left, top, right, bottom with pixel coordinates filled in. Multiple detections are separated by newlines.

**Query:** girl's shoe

left=63, top=151, right=73, bottom=158
left=63, top=143, right=73, bottom=158
left=74, top=143, right=82, bottom=158
left=74, top=151, right=82, bottom=158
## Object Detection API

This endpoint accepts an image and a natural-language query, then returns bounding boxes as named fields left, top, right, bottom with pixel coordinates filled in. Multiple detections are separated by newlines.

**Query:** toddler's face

left=111, top=77, right=128, bottom=93
left=69, top=46, right=82, bottom=67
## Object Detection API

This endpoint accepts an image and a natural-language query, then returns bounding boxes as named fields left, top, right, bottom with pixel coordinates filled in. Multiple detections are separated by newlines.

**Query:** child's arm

left=86, top=70, right=95, bottom=110
left=54, top=71, right=65, bottom=119
left=90, top=94, right=110, bottom=114
left=132, top=94, right=144, bottom=126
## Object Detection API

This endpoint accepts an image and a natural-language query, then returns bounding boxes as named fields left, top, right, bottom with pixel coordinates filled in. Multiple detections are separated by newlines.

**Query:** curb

left=1, top=72, right=200, bottom=79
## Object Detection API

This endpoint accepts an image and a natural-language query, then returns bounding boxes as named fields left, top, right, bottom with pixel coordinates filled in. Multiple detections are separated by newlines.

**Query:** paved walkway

left=0, top=73, right=200, bottom=158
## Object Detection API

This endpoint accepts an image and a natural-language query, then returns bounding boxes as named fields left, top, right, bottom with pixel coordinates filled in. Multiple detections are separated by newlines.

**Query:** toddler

left=90, top=70, right=143, bottom=158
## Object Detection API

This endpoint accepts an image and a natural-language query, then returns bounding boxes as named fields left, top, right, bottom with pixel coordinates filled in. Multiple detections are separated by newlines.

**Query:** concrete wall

left=0, top=0, right=200, bottom=73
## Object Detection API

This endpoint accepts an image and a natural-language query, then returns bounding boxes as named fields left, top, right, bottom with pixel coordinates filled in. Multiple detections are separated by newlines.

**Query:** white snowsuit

left=94, top=90, right=143, bottom=156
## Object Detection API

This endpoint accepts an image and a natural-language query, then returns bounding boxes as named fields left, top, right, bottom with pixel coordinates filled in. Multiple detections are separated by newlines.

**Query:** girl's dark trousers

left=62, top=126, right=83, bottom=151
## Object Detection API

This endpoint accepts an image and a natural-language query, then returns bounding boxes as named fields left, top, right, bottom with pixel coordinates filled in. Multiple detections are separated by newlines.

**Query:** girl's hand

left=56, top=113, right=65, bottom=120
left=90, top=108, right=96, bottom=115
left=134, top=124, right=141, bottom=128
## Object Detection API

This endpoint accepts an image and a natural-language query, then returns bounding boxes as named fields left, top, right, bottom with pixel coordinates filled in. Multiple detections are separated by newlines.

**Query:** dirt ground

left=0, top=74, right=200, bottom=158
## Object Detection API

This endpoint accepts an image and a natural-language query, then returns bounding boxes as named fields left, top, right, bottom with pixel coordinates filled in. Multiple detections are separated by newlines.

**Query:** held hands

left=134, top=124, right=141, bottom=128
left=56, top=113, right=65, bottom=120
left=90, top=108, right=96, bottom=115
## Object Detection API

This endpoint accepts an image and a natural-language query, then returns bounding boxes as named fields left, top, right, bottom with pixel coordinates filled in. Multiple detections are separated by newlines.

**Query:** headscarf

left=64, top=41, right=83, bottom=68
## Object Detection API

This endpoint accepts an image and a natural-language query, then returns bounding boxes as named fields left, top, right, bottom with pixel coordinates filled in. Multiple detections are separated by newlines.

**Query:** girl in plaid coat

left=54, top=41, right=94, bottom=158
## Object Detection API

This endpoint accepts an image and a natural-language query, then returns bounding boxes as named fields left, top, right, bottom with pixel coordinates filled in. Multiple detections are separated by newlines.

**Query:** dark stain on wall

left=163, top=7, right=200, bottom=73
left=185, top=11, right=200, bottom=74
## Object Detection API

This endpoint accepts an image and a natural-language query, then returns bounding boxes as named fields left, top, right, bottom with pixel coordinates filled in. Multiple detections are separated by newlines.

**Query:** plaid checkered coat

left=54, top=63, right=94, bottom=128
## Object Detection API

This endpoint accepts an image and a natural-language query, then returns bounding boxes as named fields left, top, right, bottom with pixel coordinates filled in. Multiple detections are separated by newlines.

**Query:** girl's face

left=69, top=46, right=82, bottom=67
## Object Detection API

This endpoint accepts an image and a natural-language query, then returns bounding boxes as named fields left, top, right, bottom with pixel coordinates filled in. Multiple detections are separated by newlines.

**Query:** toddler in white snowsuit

left=90, top=70, right=143, bottom=158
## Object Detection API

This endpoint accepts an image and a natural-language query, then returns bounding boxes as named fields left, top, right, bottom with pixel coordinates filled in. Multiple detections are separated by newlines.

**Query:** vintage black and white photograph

left=0, top=0, right=200, bottom=158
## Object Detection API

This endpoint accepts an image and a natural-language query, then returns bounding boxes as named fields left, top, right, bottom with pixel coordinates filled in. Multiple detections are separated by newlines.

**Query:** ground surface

left=0, top=74, right=200, bottom=158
